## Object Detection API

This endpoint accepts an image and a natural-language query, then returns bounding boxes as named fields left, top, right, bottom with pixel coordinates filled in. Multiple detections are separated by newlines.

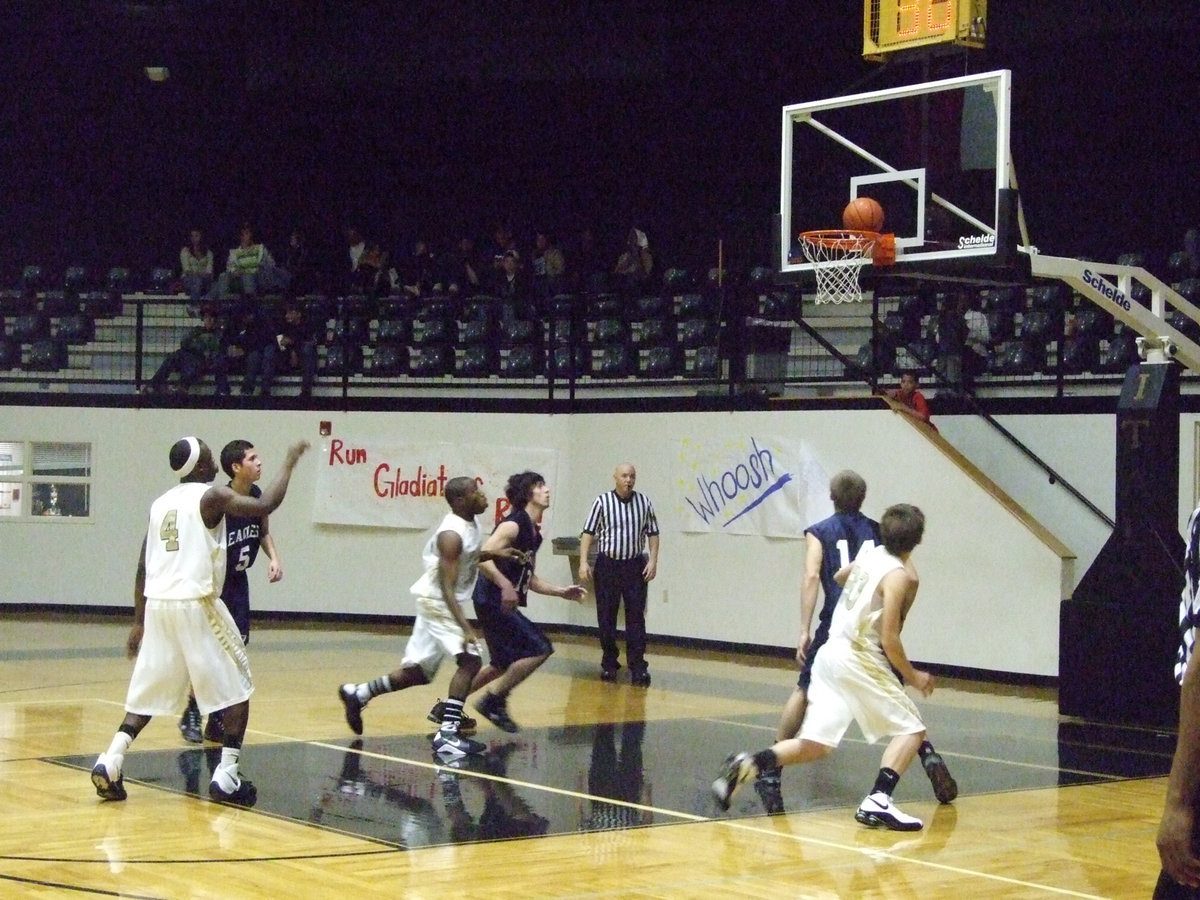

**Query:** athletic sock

left=440, top=698, right=465, bottom=733
left=358, top=675, right=393, bottom=704
left=213, top=747, right=242, bottom=791
left=918, top=740, right=937, bottom=761
left=872, top=766, right=900, bottom=797
left=103, top=731, right=134, bottom=773
left=751, top=749, right=779, bottom=774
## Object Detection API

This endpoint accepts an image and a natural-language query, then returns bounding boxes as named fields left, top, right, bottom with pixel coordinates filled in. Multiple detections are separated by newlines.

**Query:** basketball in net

left=842, top=196, right=885, bottom=232
left=796, top=230, right=892, bottom=304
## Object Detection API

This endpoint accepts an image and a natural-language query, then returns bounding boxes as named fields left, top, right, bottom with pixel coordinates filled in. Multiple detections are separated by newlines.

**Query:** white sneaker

left=712, top=752, right=755, bottom=811
left=855, top=791, right=923, bottom=831
left=91, top=753, right=126, bottom=801
left=432, top=730, right=487, bottom=758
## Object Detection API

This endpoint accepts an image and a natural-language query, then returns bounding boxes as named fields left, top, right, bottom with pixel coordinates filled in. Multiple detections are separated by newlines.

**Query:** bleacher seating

left=0, top=249, right=1189, bottom=398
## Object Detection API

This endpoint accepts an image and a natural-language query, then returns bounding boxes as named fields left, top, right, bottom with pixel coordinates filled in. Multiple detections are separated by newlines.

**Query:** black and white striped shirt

left=582, top=490, right=659, bottom=560
left=1178, top=505, right=1200, bottom=683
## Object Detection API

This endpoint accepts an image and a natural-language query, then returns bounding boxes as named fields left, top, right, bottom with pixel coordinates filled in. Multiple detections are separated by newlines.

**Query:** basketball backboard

left=780, top=69, right=1021, bottom=278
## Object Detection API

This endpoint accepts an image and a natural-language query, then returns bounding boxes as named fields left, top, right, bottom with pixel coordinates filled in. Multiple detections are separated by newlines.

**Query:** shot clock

left=863, top=0, right=987, bottom=59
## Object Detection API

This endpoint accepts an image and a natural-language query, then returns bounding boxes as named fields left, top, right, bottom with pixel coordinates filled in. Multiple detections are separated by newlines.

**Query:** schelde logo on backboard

left=1082, top=269, right=1130, bottom=309
left=957, top=234, right=996, bottom=249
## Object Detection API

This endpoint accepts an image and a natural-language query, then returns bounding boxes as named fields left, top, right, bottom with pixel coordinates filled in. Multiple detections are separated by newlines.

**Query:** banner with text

left=313, top=439, right=559, bottom=531
left=674, top=434, right=830, bottom=537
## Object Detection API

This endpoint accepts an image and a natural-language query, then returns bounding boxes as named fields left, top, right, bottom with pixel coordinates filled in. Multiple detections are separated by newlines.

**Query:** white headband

left=176, top=436, right=201, bottom=478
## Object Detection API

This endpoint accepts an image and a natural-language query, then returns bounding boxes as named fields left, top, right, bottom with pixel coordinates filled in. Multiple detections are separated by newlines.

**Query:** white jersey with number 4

left=144, top=482, right=227, bottom=600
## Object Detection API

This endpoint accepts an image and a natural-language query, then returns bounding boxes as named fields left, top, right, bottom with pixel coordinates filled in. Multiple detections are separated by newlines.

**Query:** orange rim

left=798, top=230, right=895, bottom=266
left=799, top=229, right=879, bottom=250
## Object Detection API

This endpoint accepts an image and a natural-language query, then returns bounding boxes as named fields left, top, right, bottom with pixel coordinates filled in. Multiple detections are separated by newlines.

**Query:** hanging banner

left=674, top=434, right=829, bottom=537
left=313, top=439, right=559, bottom=530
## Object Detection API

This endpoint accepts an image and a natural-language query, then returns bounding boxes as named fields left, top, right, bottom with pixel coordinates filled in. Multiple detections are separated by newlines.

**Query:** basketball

left=843, top=196, right=885, bottom=233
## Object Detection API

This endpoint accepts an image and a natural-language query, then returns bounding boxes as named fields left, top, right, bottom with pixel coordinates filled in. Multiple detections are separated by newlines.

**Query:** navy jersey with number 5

left=222, top=482, right=264, bottom=639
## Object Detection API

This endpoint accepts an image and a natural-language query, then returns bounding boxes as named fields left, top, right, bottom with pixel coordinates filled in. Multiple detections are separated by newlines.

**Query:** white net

left=799, top=231, right=878, bottom=305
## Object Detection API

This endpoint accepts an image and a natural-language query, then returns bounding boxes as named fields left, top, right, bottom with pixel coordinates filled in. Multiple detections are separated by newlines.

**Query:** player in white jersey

left=713, top=504, right=934, bottom=831
left=90, top=435, right=308, bottom=806
left=337, top=476, right=526, bottom=758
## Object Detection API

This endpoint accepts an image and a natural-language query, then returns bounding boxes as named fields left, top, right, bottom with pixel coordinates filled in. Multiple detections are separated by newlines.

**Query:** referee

left=578, top=462, right=660, bottom=686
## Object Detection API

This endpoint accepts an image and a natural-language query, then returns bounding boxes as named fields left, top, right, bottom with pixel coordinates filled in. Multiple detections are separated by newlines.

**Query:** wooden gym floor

left=0, top=612, right=1176, bottom=898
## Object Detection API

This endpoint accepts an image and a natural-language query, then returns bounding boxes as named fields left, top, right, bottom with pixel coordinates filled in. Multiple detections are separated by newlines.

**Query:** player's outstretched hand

left=562, top=584, right=586, bottom=603
left=285, top=441, right=310, bottom=467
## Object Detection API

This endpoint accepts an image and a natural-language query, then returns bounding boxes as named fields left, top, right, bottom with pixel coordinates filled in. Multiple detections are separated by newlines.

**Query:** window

left=0, top=441, right=92, bottom=519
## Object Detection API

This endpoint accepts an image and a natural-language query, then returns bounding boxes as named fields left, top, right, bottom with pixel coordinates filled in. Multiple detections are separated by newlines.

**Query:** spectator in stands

left=145, top=304, right=230, bottom=396
left=936, top=292, right=989, bottom=395
left=214, top=224, right=281, bottom=300
left=613, top=227, right=653, bottom=293
left=180, top=228, right=214, bottom=302
left=442, top=235, right=483, bottom=295
left=399, top=239, right=440, bottom=297
left=885, top=370, right=935, bottom=429
left=487, top=224, right=521, bottom=269
left=261, top=300, right=319, bottom=398
left=1182, top=228, right=1200, bottom=280
left=356, top=241, right=392, bottom=301
left=223, top=305, right=274, bottom=396
left=573, top=227, right=607, bottom=293
left=531, top=230, right=567, bottom=303
left=278, top=229, right=313, bottom=295
left=345, top=226, right=368, bottom=291
left=492, top=250, right=533, bottom=319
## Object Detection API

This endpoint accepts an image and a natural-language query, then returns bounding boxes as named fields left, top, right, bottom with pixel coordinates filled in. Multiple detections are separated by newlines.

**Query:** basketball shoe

left=338, top=684, right=364, bottom=735
left=922, top=749, right=958, bottom=804
left=91, top=753, right=127, bottom=801
left=432, top=729, right=487, bottom=759
left=475, top=692, right=519, bottom=733
left=854, top=792, right=923, bottom=831
left=426, top=699, right=477, bottom=734
left=711, top=752, right=755, bottom=811
left=178, top=697, right=203, bottom=744
left=209, top=776, right=258, bottom=808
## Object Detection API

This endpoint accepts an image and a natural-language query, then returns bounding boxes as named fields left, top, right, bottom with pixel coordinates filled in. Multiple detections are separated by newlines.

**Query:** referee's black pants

left=594, top=555, right=648, bottom=673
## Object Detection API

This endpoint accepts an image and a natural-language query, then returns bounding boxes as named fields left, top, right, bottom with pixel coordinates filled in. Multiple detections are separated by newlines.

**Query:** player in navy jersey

left=178, top=439, right=282, bottom=744
left=755, top=471, right=956, bottom=809
left=427, top=471, right=583, bottom=733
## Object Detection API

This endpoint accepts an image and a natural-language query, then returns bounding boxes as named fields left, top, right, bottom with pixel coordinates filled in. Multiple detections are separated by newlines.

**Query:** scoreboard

left=863, top=0, right=987, bottom=59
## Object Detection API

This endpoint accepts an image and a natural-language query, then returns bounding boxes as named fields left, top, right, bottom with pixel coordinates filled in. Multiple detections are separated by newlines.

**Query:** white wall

left=7, top=402, right=1186, bottom=679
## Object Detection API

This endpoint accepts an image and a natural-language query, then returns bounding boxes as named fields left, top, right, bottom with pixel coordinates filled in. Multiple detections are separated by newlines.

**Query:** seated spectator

left=531, top=230, right=567, bottom=302
left=884, top=369, right=935, bottom=428
left=936, top=292, right=989, bottom=393
left=278, top=228, right=314, bottom=295
left=144, top=304, right=229, bottom=395
left=441, top=235, right=483, bottom=295
left=345, top=225, right=368, bottom=291
left=491, top=250, right=533, bottom=319
left=399, top=239, right=440, bottom=297
left=180, top=227, right=213, bottom=302
left=222, top=304, right=274, bottom=396
left=214, top=223, right=282, bottom=299
left=572, top=227, right=608, bottom=293
left=261, top=300, right=319, bottom=398
left=356, top=242, right=392, bottom=300
left=613, top=227, right=653, bottom=293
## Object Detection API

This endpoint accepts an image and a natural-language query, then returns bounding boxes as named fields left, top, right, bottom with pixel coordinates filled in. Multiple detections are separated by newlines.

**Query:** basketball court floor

left=0, top=612, right=1174, bottom=897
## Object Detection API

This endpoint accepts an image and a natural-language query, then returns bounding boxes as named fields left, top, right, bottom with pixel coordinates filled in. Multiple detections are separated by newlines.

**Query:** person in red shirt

left=887, top=370, right=935, bottom=429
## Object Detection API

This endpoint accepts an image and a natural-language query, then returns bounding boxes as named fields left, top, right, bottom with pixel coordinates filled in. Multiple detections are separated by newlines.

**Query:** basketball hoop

left=799, top=230, right=895, bottom=305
